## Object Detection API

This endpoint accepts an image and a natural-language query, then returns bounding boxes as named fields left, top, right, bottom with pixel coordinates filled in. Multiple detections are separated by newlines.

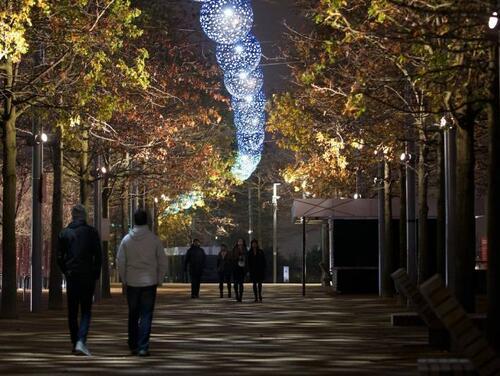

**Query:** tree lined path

left=0, top=284, right=449, bottom=375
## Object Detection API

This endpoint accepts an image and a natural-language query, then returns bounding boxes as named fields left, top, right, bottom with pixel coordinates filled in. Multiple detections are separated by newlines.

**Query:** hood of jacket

left=129, top=225, right=150, bottom=241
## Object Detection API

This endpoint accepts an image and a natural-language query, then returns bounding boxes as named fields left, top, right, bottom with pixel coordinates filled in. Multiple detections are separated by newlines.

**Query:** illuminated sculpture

left=200, top=0, right=253, bottom=44
left=216, top=33, right=261, bottom=73
left=224, top=66, right=263, bottom=99
left=234, top=110, right=265, bottom=134
left=236, top=131, right=265, bottom=155
left=198, top=0, right=266, bottom=180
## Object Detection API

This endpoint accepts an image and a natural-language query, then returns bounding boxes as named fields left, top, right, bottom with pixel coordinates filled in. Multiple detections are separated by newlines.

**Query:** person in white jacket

left=117, top=209, right=168, bottom=357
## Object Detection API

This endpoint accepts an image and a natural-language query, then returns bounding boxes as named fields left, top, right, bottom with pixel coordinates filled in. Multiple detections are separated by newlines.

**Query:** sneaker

left=138, top=349, right=150, bottom=357
left=75, top=340, right=91, bottom=356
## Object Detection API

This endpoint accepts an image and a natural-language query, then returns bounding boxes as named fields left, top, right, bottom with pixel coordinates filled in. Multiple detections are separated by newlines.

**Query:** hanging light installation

left=200, top=0, right=253, bottom=44
left=216, top=33, right=261, bottom=73
left=223, top=66, right=263, bottom=99
left=198, top=0, right=266, bottom=181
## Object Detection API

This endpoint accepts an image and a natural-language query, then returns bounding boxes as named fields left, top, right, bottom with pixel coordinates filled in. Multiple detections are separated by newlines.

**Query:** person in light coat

left=117, top=209, right=168, bottom=356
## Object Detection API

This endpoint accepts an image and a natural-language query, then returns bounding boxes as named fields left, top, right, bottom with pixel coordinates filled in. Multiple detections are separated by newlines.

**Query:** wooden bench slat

left=420, top=275, right=500, bottom=376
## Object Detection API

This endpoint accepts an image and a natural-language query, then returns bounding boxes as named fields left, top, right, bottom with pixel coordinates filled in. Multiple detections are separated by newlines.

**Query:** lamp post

left=153, top=197, right=159, bottom=235
left=30, top=129, right=48, bottom=313
left=403, top=140, right=417, bottom=285
left=376, top=160, right=385, bottom=297
left=248, top=184, right=253, bottom=246
left=93, top=155, right=106, bottom=302
left=272, top=183, right=281, bottom=283
left=438, top=117, right=457, bottom=289
left=488, top=9, right=500, bottom=350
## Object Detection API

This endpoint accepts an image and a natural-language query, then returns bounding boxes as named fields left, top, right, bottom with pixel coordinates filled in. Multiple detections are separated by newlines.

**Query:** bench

left=417, top=358, right=475, bottom=375
left=391, top=268, right=448, bottom=348
left=420, top=275, right=500, bottom=376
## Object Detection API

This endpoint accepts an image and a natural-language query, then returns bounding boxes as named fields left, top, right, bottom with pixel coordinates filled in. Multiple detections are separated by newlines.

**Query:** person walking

left=57, top=204, right=102, bottom=356
left=232, top=238, right=247, bottom=302
left=216, top=244, right=232, bottom=298
left=117, top=209, right=168, bottom=357
left=248, top=239, right=266, bottom=302
left=184, top=239, right=206, bottom=298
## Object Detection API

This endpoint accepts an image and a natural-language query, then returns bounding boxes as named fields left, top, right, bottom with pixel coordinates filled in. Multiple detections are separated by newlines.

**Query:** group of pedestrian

left=57, top=205, right=167, bottom=357
left=57, top=204, right=267, bottom=358
left=185, top=237, right=267, bottom=303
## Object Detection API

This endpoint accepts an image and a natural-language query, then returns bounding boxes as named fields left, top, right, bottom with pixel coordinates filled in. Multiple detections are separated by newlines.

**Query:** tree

left=1, top=0, right=148, bottom=316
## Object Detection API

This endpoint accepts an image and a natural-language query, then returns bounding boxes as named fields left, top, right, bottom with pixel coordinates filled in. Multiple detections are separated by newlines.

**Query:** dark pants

left=233, top=269, right=245, bottom=301
left=252, top=279, right=263, bottom=300
left=66, top=276, right=95, bottom=346
left=190, top=272, right=202, bottom=298
left=126, top=285, right=157, bottom=352
left=218, top=272, right=231, bottom=297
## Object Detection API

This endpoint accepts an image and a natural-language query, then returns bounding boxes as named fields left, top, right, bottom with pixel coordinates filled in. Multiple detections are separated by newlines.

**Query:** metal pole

left=302, top=216, right=306, bottom=296
left=406, top=140, right=417, bottom=284
left=94, top=155, right=103, bottom=302
left=327, top=217, right=337, bottom=291
left=377, top=161, right=385, bottom=297
left=272, top=183, right=280, bottom=284
left=30, top=124, right=43, bottom=313
left=152, top=198, right=158, bottom=235
left=248, top=184, right=252, bottom=246
left=444, top=127, right=457, bottom=290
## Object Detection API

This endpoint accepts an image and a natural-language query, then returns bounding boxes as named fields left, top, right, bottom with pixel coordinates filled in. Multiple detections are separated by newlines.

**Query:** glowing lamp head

left=439, top=116, right=447, bottom=128
left=40, top=133, right=48, bottom=143
left=489, top=12, right=498, bottom=29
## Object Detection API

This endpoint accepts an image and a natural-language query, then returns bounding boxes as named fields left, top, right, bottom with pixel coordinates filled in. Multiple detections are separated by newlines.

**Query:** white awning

left=291, top=198, right=438, bottom=222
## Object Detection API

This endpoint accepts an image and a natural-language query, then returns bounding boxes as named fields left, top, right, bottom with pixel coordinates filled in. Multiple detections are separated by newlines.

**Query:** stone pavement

left=0, top=284, right=447, bottom=375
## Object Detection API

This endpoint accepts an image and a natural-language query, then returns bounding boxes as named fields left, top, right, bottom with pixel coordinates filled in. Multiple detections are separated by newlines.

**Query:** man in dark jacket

left=184, top=239, right=206, bottom=298
left=57, top=204, right=102, bottom=356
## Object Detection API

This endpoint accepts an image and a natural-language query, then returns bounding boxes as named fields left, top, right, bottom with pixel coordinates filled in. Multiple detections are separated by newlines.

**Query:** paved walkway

left=0, top=284, right=445, bottom=375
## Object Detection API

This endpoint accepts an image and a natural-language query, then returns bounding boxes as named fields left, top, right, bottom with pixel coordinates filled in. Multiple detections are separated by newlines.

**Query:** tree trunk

left=487, top=33, right=500, bottom=350
left=417, top=125, right=430, bottom=284
left=1, top=60, right=18, bottom=318
left=436, top=131, right=446, bottom=278
left=455, top=117, right=476, bottom=313
left=381, top=159, right=394, bottom=297
left=101, top=173, right=111, bottom=298
left=79, top=127, right=90, bottom=209
left=48, top=126, right=63, bottom=309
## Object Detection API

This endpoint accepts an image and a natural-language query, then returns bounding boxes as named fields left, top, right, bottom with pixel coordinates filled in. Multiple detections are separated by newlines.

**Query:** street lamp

left=489, top=11, right=498, bottom=29
left=439, top=115, right=456, bottom=288
left=272, top=182, right=281, bottom=283
left=30, top=130, right=49, bottom=313
left=93, top=155, right=107, bottom=302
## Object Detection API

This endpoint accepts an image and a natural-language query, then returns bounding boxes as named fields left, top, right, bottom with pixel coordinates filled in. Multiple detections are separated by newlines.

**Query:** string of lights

left=198, top=0, right=266, bottom=181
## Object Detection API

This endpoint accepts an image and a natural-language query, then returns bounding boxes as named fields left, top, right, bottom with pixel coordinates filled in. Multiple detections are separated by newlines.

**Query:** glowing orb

left=200, top=0, right=253, bottom=45
left=224, top=67, right=263, bottom=99
left=216, top=33, right=261, bottom=73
